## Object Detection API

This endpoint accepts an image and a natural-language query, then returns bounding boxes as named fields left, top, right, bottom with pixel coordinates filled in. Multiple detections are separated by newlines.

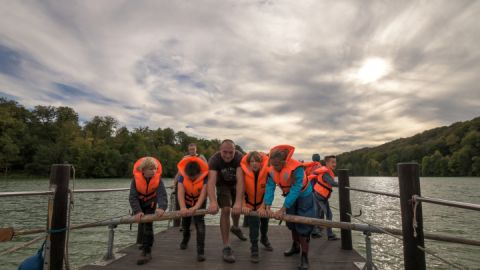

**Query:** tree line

left=0, top=98, right=244, bottom=178
left=337, top=116, right=480, bottom=176
left=2, top=98, right=479, bottom=178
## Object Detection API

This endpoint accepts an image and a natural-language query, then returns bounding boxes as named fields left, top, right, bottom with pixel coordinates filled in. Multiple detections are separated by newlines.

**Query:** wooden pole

left=398, top=163, right=426, bottom=270
left=7, top=209, right=480, bottom=246
left=49, top=164, right=70, bottom=270
left=338, top=169, right=353, bottom=250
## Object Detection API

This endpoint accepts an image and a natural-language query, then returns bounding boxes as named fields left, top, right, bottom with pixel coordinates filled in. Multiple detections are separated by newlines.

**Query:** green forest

left=1, top=98, right=479, bottom=178
left=337, top=116, right=480, bottom=176
left=0, top=98, right=243, bottom=178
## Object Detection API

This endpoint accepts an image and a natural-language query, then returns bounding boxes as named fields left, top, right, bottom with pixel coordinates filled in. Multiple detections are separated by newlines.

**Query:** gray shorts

left=216, top=185, right=236, bottom=208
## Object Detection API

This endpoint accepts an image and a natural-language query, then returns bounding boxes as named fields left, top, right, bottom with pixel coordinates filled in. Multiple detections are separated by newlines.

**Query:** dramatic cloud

left=1, top=0, right=479, bottom=160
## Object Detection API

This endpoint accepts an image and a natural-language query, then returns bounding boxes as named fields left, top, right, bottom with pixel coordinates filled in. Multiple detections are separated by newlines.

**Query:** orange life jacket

left=311, top=166, right=335, bottom=199
left=268, top=145, right=308, bottom=196
left=177, top=156, right=209, bottom=207
left=240, top=152, right=269, bottom=210
left=303, top=161, right=322, bottom=177
left=133, top=157, right=163, bottom=206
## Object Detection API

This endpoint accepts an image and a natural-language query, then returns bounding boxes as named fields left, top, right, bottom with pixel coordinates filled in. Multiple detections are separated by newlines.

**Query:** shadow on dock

left=80, top=225, right=365, bottom=270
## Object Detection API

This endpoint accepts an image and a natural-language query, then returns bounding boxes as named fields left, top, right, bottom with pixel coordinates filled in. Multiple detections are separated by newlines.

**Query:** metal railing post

left=104, top=224, right=117, bottom=260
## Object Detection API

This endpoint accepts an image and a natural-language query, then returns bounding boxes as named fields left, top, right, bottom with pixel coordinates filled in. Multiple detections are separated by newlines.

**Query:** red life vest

left=133, top=157, right=162, bottom=206
left=177, top=156, right=209, bottom=207
left=240, top=152, right=269, bottom=210
left=311, top=166, right=335, bottom=199
left=268, top=145, right=308, bottom=196
left=303, top=161, right=322, bottom=177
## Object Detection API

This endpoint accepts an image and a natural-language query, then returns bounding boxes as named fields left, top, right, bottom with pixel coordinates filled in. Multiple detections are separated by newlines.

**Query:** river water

left=0, top=177, right=479, bottom=269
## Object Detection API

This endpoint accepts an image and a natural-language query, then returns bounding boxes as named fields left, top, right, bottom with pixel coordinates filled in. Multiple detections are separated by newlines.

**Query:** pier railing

left=1, top=163, right=479, bottom=270
left=338, top=163, right=480, bottom=270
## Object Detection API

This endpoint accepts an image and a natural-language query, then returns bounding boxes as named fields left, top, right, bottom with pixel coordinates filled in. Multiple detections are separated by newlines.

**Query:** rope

left=0, top=234, right=46, bottom=256
left=412, top=195, right=419, bottom=238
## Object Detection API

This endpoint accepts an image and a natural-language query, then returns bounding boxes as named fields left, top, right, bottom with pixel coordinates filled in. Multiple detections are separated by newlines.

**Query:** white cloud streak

left=1, top=0, right=479, bottom=160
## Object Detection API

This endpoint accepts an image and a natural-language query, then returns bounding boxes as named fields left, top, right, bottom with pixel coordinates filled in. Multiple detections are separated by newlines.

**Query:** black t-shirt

left=208, top=150, right=244, bottom=186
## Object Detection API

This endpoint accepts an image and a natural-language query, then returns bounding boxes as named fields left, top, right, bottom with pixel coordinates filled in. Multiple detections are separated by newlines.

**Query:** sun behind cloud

left=357, top=57, right=391, bottom=84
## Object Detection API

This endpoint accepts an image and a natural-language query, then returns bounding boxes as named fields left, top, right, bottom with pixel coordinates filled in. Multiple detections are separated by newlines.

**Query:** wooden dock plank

left=80, top=225, right=365, bottom=270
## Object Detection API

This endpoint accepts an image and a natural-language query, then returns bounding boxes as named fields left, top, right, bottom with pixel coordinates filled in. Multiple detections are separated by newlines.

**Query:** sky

left=1, top=0, right=479, bottom=160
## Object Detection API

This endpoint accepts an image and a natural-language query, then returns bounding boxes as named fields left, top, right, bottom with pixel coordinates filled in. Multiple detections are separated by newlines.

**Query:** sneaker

left=260, top=237, right=273, bottom=251
left=222, top=247, right=236, bottom=263
left=230, top=226, right=247, bottom=241
left=250, top=251, right=259, bottom=263
left=197, top=254, right=206, bottom=262
left=328, top=235, right=339, bottom=241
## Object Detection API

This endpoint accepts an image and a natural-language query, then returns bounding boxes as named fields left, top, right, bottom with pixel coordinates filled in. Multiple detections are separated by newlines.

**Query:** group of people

left=129, top=140, right=339, bottom=269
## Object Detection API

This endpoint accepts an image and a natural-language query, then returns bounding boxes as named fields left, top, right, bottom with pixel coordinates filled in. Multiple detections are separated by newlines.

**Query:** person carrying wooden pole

left=259, top=145, right=316, bottom=270
left=177, top=155, right=209, bottom=262
left=239, top=151, right=273, bottom=263
left=129, top=157, right=167, bottom=265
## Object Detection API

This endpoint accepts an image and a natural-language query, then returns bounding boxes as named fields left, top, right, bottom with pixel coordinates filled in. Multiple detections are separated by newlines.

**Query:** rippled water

left=0, top=177, right=479, bottom=269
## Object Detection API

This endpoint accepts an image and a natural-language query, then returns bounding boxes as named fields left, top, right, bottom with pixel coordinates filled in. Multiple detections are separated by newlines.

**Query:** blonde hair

left=138, top=157, right=158, bottom=171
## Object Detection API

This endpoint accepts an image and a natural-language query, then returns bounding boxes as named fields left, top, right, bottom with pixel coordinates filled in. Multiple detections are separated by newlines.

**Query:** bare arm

left=207, top=170, right=218, bottom=203
left=234, top=167, right=244, bottom=206
left=207, top=170, right=219, bottom=213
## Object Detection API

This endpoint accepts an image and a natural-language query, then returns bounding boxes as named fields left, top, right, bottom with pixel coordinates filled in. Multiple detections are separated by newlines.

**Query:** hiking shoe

left=222, top=247, right=236, bottom=263
left=284, top=242, right=300, bottom=256
left=197, top=254, right=206, bottom=262
left=136, top=250, right=151, bottom=265
left=230, top=226, right=247, bottom=241
left=250, top=251, right=259, bottom=263
left=328, top=235, right=339, bottom=241
left=260, top=237, right=273, bottom=251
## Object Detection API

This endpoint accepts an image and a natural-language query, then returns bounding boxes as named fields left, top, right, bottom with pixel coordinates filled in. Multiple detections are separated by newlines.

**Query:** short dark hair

left=247, top=151, right=262, bottom=163
left=270, top=150, right=288, bottom=161
left=185, top=161, right=201, bottom=178
left=325, top=155, right=336, bottom=162
left=220, top=139, right=235, bottom=146
left=312, top=153, right=321, bottom=162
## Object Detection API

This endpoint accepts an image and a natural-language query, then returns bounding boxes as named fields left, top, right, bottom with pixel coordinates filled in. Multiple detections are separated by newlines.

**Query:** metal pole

left=104, top=225, right=116, bottom=260
left=362, top=231, right=378, bottom=270
left=49, top=164, right=70, bottom=270
left=338, top=169, right=353, bottom=250
left=398, top=163, right=426, bottom=270
left=413, top=195, right=480, bottom=211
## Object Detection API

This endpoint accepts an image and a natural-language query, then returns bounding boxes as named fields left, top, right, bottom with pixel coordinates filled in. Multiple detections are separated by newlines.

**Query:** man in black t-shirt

left=207, top=139, right=246, bottom=263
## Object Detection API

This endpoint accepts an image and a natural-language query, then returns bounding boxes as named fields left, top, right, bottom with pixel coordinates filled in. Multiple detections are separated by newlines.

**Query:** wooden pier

left=80, top=225, right=365, bottom=270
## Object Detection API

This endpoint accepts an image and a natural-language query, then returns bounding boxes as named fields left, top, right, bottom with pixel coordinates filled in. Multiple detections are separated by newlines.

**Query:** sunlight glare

left=357, top=58, right=391, bottom=84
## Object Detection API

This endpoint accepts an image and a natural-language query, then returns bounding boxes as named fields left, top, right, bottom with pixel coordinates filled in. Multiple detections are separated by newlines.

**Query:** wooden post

left=398, top=163, right=426, bottom=270
left=338, top=169, right=353, bottom=250
left=49, top=164, right=70, bottom=270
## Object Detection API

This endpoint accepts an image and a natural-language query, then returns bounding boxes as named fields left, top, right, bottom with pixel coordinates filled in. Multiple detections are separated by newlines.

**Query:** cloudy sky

left=1, top=0, right=479, bottom=160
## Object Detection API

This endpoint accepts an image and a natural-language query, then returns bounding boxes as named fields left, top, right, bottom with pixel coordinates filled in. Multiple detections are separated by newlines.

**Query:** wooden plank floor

left=81, top=225, right=365, bottom=270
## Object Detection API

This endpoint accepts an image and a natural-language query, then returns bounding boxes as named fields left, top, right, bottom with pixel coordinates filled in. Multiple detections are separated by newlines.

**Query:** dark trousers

left=285, top=193, right=316, bottom=236
left=181, top=204, right=206, bottom=254
left=248, top=216, right=269, bottom=248
left=139, top=206, right=155, bottom=251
